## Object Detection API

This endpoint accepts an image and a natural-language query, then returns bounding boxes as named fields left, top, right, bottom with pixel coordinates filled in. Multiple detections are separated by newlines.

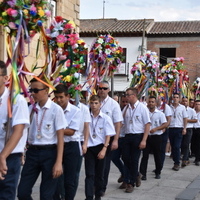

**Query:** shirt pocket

left=135, top=114, right=142, bottom=123
left=153, top=119, right=160, bottom=127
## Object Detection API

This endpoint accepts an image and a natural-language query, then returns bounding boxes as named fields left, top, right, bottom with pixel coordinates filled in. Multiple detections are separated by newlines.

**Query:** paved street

left=26, top=154, right=200, bottom=200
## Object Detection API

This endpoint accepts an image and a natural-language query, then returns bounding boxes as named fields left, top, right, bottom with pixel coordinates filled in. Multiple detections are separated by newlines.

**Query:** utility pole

left=141, top=18, right=146, bottom=56
left=103, top=0, right=105, bottom=19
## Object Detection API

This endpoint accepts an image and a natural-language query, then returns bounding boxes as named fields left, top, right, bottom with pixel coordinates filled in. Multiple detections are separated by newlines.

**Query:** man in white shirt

left=192, top=100, right=200, bottom=166
left=168, top=93, right=188, bottom=171
left=97, top=81, right=123, bottom=195
left=122, top=87, right=151, bottom=193
left=157, top=98, right=172, bottom=168
left=54, top=84, right=82, bottom=200
left=84, top=95, right=115, bottom=200
left=181, top=97, right=197, bottom=167
left=0, top=60, right=29, bottom=200
left=18, top=78, right=66, bottom=200
left=140, top=96, right=167, bottom=180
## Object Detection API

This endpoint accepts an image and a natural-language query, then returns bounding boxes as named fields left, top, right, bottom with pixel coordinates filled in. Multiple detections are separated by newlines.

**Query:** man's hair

left=182, top=96, right=188, bottom=99
left=90, top=95, right=100, bottom=102
left=148, top=96, right=157, bottom=100
left=99, top=80, right=109, bottom=87
left=195, top=100, right=200, bottom=103
left=189, top=98, right=194, bottom=101
left=173, top=93, right=180, bottom=97
left=126, top=87, right=138, bottom=95
left=54, top=84, right=69, bottom=96
left=30, top=78, right=48, bottom=88
left=0, top=60, right=7, bottom=75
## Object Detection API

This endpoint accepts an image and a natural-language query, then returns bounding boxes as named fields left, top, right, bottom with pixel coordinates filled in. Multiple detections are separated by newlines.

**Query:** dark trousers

left=111, top=137, right=130, bottom=183
left=84, top=144, right=105, bottom=200
left=63, top=141, right=82, bottom=200
left=191, top=128, right=197, bottom=156
left=0, top=153, right=21, bottom=200
left=161, top=129, right=169, bottom=168
left=169, top=128, right=183, bottom=165
left=182, top=128, right=193, bottom=161
left=193, top=128, right=200, bottom=162
left=140, top=135, right=162, bottom=176
left=122, top=134, right=143, bottom=186
left=17, top=146, right=58, bottom=200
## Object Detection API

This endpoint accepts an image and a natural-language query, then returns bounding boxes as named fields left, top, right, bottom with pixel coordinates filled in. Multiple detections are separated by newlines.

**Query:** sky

left=80, top=0, right=200, bottom=21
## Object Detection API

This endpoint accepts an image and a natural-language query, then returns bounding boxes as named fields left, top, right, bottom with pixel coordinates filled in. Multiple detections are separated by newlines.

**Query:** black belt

left=28, top=144, right=56, bottom=150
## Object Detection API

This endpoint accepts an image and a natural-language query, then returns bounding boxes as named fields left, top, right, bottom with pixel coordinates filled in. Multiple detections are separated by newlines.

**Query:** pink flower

left=30, top=4, right=37, bottom=12
left=8, top=22, right=17, bottom=29
left=10, top=9, right=18, bottom=17
left=56, top=34, right=67, bottom=43
left=67, top=33, right=79, bottom=46
left=45, top=10, right=51, bottom=17
left=6, top=8, right=13, bottom=16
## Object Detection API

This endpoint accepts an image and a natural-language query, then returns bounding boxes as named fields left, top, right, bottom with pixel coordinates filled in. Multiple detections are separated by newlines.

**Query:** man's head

left=89, top=95, right=101, bottom=113
left=189, top=98, right=195, bottom=108
left=125, top=87, right=138, bottom=104
left=97, top=81, right=110, bottom=100
left=172, top=93, right=180, bottom=104
left=120, top=95, right=128, bottom=109
left=54, top=84, right=70, bottom=109
left=29, top=78, right=49, bottom=103
left=182, top=97, right=188, bottom=107
left=113, top=94, right=119, bottom=102
left=147, top=96, right=157, bottom=110
left=195, top=100, right=200, bottom=111
left=0, top=61, right=8, bottom=90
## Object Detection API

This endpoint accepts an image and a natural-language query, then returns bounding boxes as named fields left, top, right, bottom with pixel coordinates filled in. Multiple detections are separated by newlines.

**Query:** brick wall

left=147, top=37, right=200, bottom=83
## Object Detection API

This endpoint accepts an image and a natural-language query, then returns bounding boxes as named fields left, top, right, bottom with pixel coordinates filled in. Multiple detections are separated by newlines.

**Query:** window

left=159, top=48, right=176, bottom=66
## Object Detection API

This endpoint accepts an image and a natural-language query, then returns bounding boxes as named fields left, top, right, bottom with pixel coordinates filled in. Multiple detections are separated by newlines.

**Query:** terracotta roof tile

left=149, top=21, right=200, bottom=35
left=80, top=18, right=154, bottom=35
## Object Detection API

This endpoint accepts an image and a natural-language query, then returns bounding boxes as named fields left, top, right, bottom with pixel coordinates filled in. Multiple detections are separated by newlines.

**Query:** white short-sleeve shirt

left=63, top=102, right=81, bottom=142
left=194, top=111, right=200, bottom=128
left=77, top=103, right=91, bottom=142
left=158, top=104, right=172, bottom=117
left=149, top=109, right=167, bottom=135
left=185, top=106, right=197, bottom=128
left=87, top=111, right=116, bottom=147
left=123, top=100, right=151, bottom=134
left=101, top=96, right=123, bottom=124
left=0, top=87, right=30, bottom=153
left=28, top=98, right=67, bottom=145
left=169, top=104, right=188, bottom=128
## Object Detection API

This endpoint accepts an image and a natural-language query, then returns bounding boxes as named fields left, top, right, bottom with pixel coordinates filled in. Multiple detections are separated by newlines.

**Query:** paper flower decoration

left=47, top=16, right=87, bottom=98
left=0, top=0, right=51, bottom=38
left=89, top=34, right=124, bottom=75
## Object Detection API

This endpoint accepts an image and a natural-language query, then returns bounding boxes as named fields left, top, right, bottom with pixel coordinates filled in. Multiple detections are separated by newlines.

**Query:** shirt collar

left=63, top=102, right=73, bottom=113
left=1, top=87, right=9, bottom=99
left=36, top=98, right=51, bottom=110
left=90, top=110, right=103, bottom=118
left=128, top=100, right=139, bottom=108
left=149, top=108, right=159, bottom=113
left=102, top=95, right=109, bottom=104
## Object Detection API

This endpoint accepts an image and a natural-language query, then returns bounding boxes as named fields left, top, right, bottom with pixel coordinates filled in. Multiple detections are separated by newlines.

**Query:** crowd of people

left=0, top=59, right=200, bottom=200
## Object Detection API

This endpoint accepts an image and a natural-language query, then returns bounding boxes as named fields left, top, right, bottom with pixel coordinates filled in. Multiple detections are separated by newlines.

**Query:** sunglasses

left=29, top=88, right=46, bottom=93
left=99, top=87, right=109, bottom=90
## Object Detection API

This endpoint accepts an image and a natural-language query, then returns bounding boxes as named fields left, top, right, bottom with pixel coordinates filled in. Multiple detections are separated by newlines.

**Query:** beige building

left=0, top=0, right=80, bottom=73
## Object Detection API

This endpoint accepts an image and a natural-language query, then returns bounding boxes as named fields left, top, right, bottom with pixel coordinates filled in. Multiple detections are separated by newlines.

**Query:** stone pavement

left=27, top=154, right=200, bottom=200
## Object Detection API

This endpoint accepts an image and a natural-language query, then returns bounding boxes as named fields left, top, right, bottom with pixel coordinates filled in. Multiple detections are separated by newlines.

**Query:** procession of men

left=1, top=59, right=200, bottom=200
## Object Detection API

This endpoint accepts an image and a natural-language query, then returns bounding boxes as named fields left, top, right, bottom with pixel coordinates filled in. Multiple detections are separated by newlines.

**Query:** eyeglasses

left=125, top=93, right=134, bottom=97
left=29, top=88, right=46, bottom=93
left=99, top=87, right=109, bottom=90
